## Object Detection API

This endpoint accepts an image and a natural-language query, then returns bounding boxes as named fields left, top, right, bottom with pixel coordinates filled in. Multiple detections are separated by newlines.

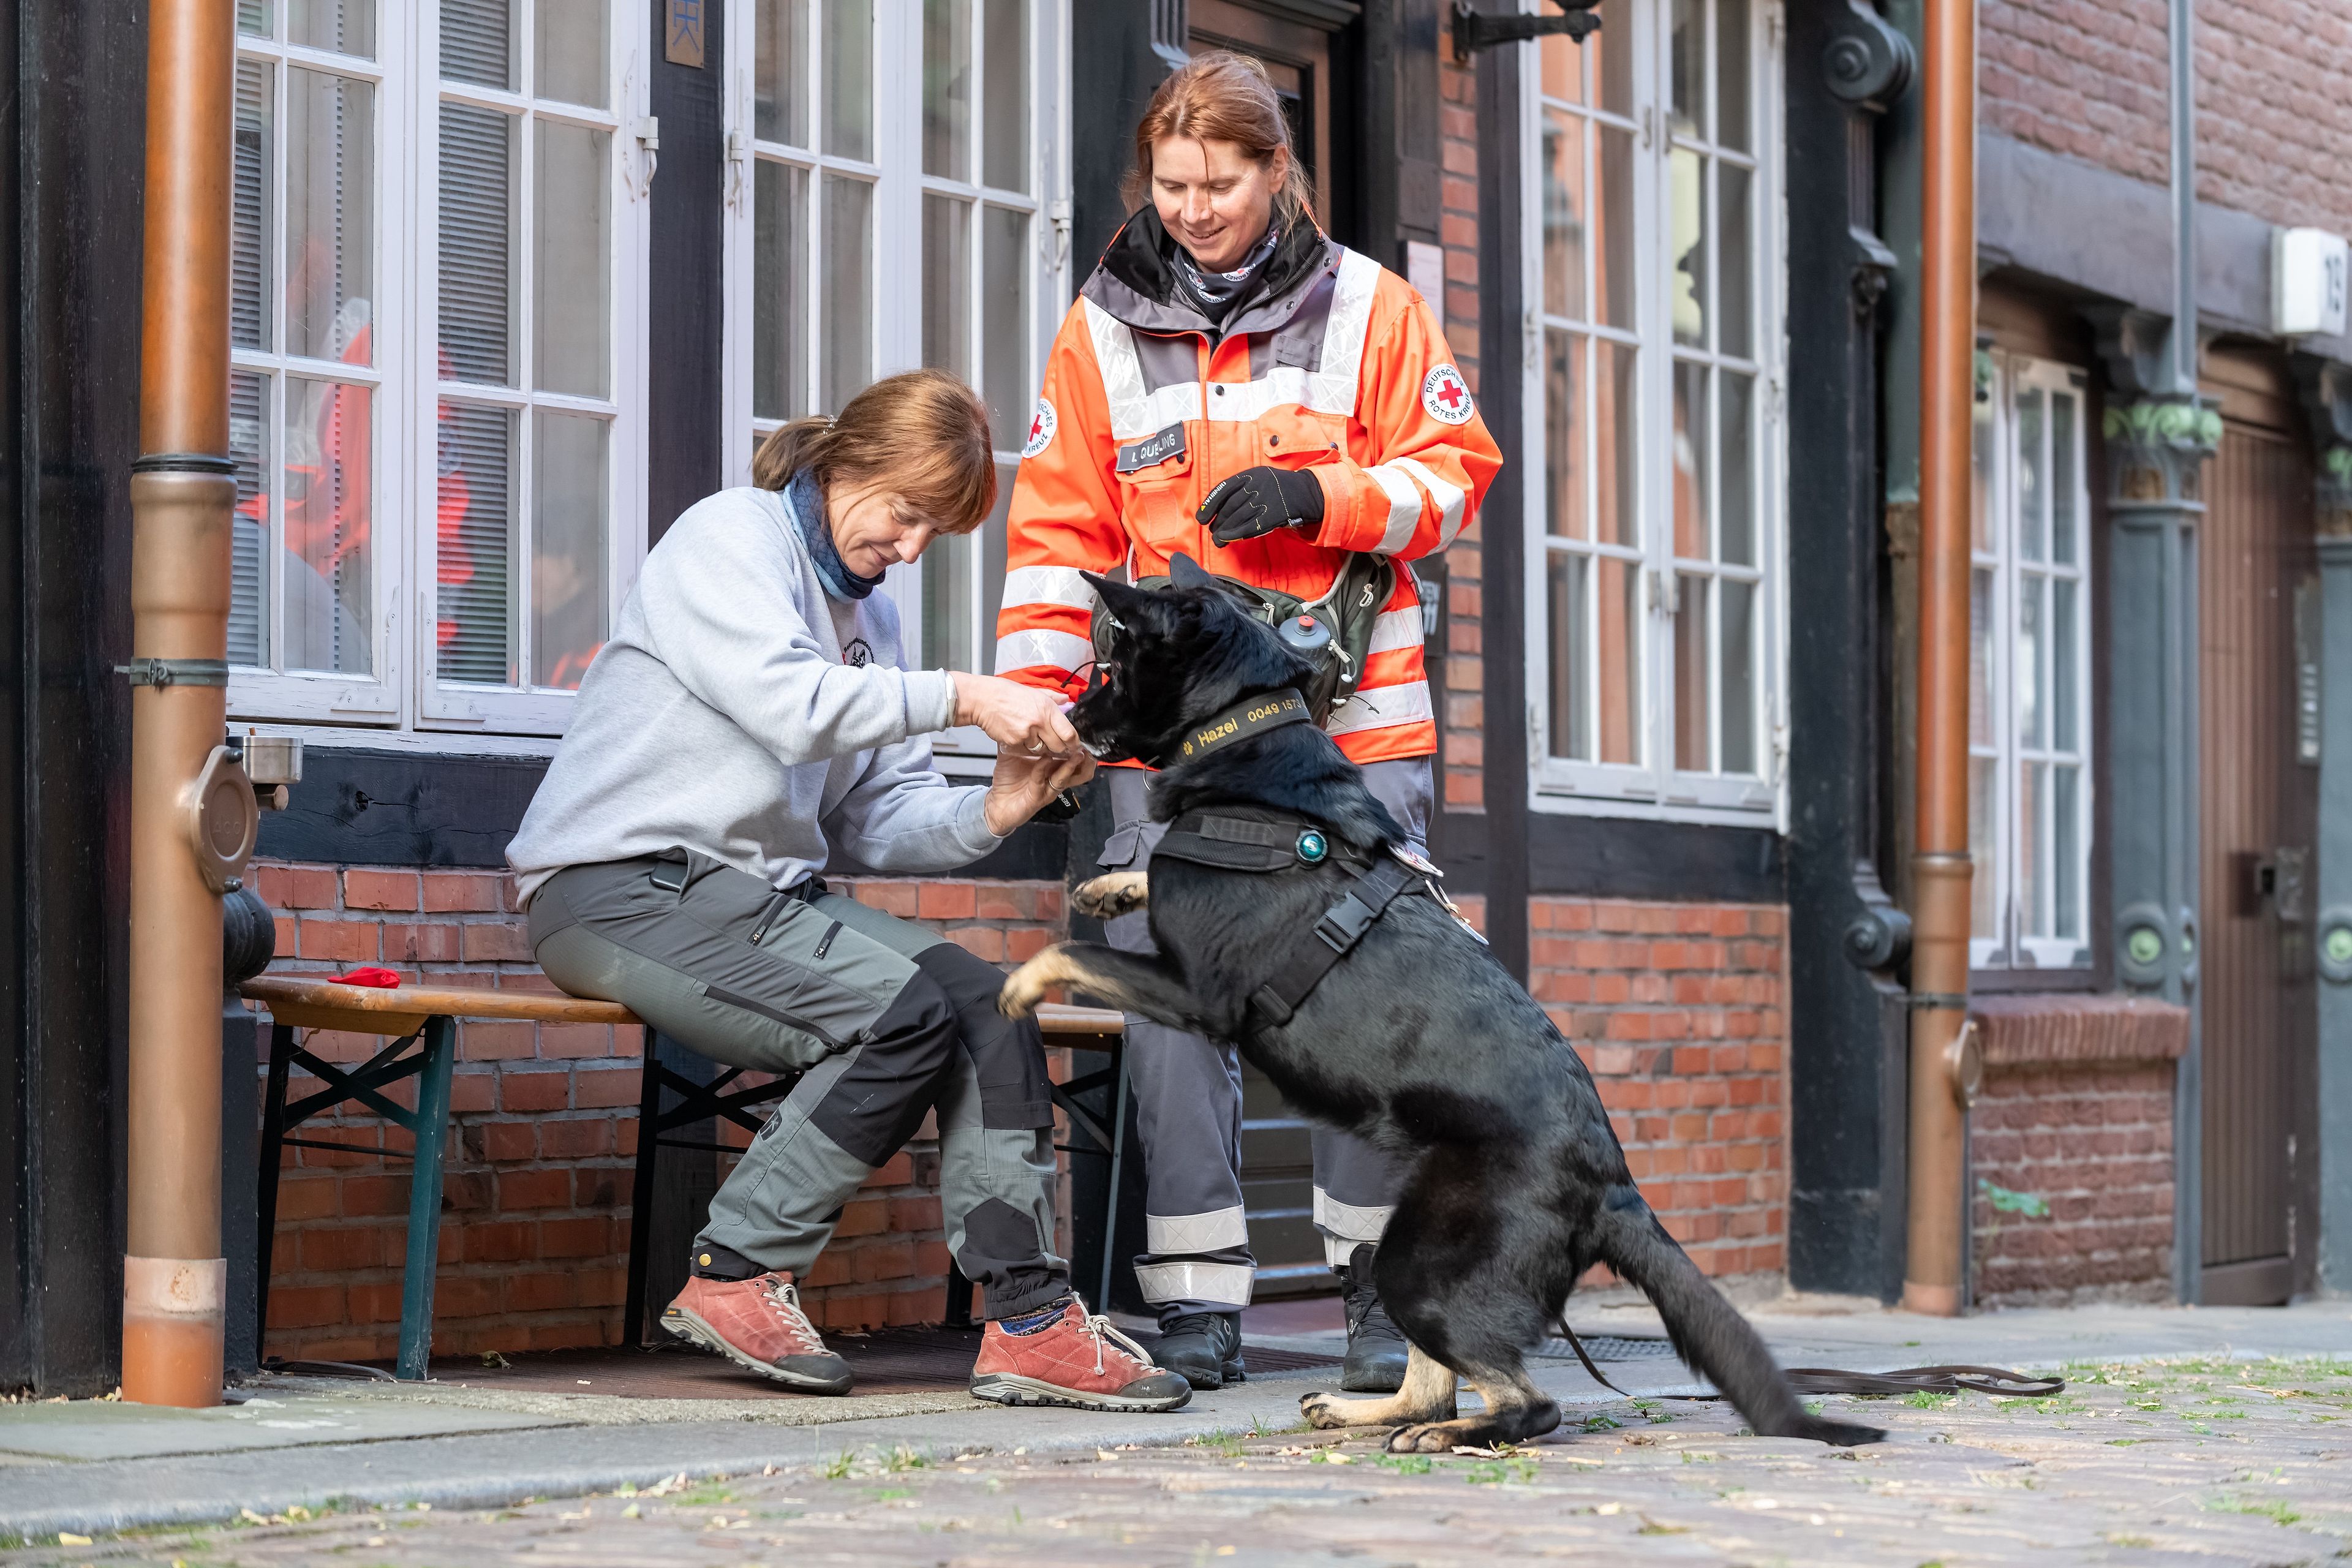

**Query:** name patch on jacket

left=1117, top=422, right=1188, bottom=474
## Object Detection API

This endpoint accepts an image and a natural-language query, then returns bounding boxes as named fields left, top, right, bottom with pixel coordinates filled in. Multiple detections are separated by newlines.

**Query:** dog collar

left=1164, top=691, right=1313, bottom=764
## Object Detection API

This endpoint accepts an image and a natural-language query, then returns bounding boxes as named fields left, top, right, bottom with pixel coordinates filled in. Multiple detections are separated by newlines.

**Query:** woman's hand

left=952, top=671, right=1084, bottom=757
left=984, top=749, right=1097, bottom=836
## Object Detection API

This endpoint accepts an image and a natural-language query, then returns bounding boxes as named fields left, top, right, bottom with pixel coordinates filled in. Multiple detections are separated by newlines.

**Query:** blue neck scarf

left=785, top=467, right=885, bottom=601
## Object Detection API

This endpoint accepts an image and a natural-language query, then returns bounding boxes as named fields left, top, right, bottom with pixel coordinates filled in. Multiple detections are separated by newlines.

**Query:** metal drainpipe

left=123, top=0, right=246, bottom=1408
left=1902, top=0, right=1980, bottom=1318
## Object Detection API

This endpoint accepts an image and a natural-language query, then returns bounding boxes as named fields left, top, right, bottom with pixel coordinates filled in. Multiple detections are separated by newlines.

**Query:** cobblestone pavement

left=14, top=1355, right=2351, bottom=1567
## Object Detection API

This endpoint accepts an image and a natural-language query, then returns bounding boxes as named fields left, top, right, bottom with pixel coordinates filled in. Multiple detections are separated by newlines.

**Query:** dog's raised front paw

left=1071, top=872, right=1149, bottom=919
left=997, top=959, right=1052, bottom=1019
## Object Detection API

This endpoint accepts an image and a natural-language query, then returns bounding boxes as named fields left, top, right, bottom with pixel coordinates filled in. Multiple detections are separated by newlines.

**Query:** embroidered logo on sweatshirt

left=842, top=638, right=873, bottom=668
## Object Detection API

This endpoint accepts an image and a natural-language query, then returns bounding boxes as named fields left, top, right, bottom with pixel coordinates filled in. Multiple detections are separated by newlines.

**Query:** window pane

left=1596, top=124, right=1636, bottom=329
left=230, top=371, right=273, bottom=669
left=1540, top=110, right=1585, bottom=321
left=1972, top=363, right=1996, bottom=553
left=923, top=0, right=971, bottom=180
left=1718, top=162, right=1751, bottom=357
left=1596, top=554, right=1642, bottom=766
left=922, top=533, right=977, bottom=672
left=2018, top=760, right=2045, bottom=938
left=1540, top=32, right=1583, bottom=105
left=1719, top=369, right=1753, bottom=564
left=239, top=1, right=272, bottom=35
left=233, top=60, right=274, bottom=353
left=1594, top=0, right=1635, bottom=116
left=922, top=193, right=971, bottom=379
left=826, top=0, right=873, bottom=160
left=439, top=104, right=516, bottom=385
left=1674, top=573, right=1711, bottom=771
left=1670, top=0, right=1702, bottom=137
left=533, top=410, right=608, bottom=689
left=290, top=0, right=373, bottom=56
left=756, top=0, right=812, bottom=145
left=437, top=401, right=518, bottom=685
left=981, top=0, right=1030, bottom=190
left=1546, top=553, right=1591, bottom=760
left=753, top=160, right=811, bottom=421
left=2051, top=390, right=2078, bottom=564
left=981, top=205, right=1029, bottom=443
left=1544, top=330, right=1586, bottom=539
left=2016, top=386, right=2045, bottom=562
left=1970, top=753, right=1999, bottom=941
left=1670, top=146, right=1706, bottom=347
left=2017, top=574, right=2043, bottom=749
left=823, top=174, right=874, bottom=410
left=535, top=0, right=607, bottom=107
left=1586, top=339, right=1630, bottom=548
left=534, top=121, right=611, bottom=397
left=1970, top=566, right=1995, bottom=748
left=2054, top=764, right=2081, bottom=942
left=1720, top=576, right=1755, bottom=774
left=285, top=69, right=375, bottom=365
left=442, top=0, right=514, bottom=89
left=283, top=378, right=372, bottom=675
left=2052, top=575, right=2078, bottom=752
left=1672, top=361, right=1708, bottom=559
left=1717, top=0, right=1751, bottom=151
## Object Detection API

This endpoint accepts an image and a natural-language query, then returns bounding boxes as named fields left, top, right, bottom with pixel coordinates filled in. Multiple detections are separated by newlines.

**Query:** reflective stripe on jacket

left=995, top=213, right=1502, bottom=764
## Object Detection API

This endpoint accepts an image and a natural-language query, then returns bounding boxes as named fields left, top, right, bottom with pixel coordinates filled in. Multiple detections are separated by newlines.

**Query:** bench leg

left=623, top=1032, right=666, bottom=1347
left=396, top=1016, right=456, bottom=1381
left=254, top=1023, right=296, bottom=1367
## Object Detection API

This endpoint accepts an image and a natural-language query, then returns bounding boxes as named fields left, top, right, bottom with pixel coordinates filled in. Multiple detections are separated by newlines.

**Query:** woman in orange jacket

left=995, top=52, right=1501, bottom=1395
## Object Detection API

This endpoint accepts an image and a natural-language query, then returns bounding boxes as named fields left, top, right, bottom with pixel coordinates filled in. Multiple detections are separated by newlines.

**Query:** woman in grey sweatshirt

left=509, top=371, right=1188, bottom=1414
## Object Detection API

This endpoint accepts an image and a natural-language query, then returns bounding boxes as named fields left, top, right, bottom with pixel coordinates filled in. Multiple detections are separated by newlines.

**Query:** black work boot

left=1155, top=1311, right=1245, bottom=1392
left=1338, top=1245, right=1409, bottom=1393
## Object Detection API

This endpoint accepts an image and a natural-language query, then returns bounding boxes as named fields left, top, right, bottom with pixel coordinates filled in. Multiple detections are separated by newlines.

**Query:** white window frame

left=227, top=1, right=654, bottom=745
left=1970, top=352, right=2096, bottom=971
left=721, top=0, right=1072, bottom=771
left=1516, top=0, right=1788, bottom=827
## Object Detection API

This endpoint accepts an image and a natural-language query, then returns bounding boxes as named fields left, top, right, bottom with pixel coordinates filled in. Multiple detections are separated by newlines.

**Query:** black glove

left=1197, top=465, right=1325, bottom=546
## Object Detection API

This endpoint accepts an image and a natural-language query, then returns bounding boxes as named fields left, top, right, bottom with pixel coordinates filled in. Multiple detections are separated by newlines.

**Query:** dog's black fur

left=999, top=571, right=1883, bottom=1452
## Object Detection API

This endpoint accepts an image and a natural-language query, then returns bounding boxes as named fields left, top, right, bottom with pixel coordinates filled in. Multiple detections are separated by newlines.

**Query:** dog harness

left=1149, top=807, right=1482, bottom=1034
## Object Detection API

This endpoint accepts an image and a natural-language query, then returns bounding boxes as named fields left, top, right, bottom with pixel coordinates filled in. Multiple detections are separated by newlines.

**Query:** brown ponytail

left=750, top=369, right=998, bottom=536
left=1122, top=50, right=1316, bottom=223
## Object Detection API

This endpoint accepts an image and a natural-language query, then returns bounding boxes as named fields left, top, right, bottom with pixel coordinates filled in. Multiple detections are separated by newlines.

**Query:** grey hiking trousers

left=1101, top=761, right=1426, bottom=1321
left=528, top=851, right=1069, bottom=1319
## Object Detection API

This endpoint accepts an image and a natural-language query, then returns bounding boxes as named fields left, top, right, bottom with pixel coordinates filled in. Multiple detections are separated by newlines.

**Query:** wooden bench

left=241, top=974, right=1127, bottom=1379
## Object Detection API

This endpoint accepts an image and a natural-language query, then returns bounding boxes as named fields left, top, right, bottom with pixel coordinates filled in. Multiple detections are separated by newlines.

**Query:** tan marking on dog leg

left=1387, top=1370, right=1561, bottom=1453
left=1299, top=1344, right=1458, bottom=1431
left=1071, top=872, right=1149, bottom=920
left=997, top=945, right=1133, bottom=1019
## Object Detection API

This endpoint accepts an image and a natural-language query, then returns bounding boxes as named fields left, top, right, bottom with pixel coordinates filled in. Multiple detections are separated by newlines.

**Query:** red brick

left=854, top=1241, right=916, bottom=1283
left=537, top=1023, right=612, bottom=1060
left=855, top=881, right=919, bottom=917
left=258, top=862, right=341, bottom=911
left=461, top=919, right=535, bottom=963
left=919, top=881, right=978, bottom=919
left=539, top=1216, right=611, bottom=1259
left=461, top=1020, right=538, bottom=1061
left=541, top=1118, right=615, bottom=1159
left=420, top=870, right=505, bottom=913
left=500, top=1068, right=571, bottom=1112
left=498, top=1169, right=572, bottom=1210
left=480, top=1121, right=538, bottom=1163
left=297, top=916, right=380, bottom=963
left=946, top=926, right=1005, bottom=962
left=344, top=869, right=421, bottom=911
left=266, top=1284, right=345, bottom=1329
left=573, top=1067, right=642, bottom=1109
left=834, top=1198, right=891, bottom=1238
left=1007, top=926, right=1054, bottom=961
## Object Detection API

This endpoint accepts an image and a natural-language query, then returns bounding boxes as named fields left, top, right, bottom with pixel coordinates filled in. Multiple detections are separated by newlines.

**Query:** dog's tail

left=1591, top=1185, right=1883, bottom=1447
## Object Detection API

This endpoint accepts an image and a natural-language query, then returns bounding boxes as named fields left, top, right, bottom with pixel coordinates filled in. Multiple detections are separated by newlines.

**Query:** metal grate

left=1540, top=1333, right=1680, bottom=1363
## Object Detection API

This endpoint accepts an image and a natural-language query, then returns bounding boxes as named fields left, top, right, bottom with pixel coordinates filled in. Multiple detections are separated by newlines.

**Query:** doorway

left=2197, top=347, right=2321, bottom=1306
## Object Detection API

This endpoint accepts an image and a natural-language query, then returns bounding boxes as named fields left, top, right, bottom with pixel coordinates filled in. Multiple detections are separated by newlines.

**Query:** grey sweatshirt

left=507, top=485, right=1000, bottom=902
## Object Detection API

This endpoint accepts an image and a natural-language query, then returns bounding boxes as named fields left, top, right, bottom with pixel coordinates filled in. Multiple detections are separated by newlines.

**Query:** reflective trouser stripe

left=1134, top=1261, right=1257, bottom=1309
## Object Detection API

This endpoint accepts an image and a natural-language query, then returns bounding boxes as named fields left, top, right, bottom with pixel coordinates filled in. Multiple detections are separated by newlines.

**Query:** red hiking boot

left=663, top=1271, right=854, bottom=1395
left=968, top=1298, right=1192, bottom=1412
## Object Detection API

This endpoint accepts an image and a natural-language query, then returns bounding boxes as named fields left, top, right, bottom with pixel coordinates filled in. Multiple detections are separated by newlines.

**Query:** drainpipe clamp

left=116, top=658, right=230, bottom=688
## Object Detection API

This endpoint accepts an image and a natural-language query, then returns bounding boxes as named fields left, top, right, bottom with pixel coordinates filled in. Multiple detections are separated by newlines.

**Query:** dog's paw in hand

left=1072, top=872, right=1149, bottom=919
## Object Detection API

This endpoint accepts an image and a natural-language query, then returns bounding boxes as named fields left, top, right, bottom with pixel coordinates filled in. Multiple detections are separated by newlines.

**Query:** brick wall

left=1983, top=0, right=2352, bottom=236
left=251, top=859, right=1067, bottom=1362
left=1528, top=897, right=1790, bottom=1282
left=1437, top=12, right=1486, bottom=813
left=1966, top=995, right=2188, bottom=1308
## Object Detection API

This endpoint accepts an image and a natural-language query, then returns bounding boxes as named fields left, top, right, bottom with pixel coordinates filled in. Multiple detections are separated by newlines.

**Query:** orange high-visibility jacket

left=995, top=211, right=1502, bottom=764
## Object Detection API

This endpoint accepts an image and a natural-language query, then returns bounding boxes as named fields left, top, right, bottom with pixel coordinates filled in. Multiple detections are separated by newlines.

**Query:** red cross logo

left=1029, top=412, right=1045, bottom=443
left=1021, top=396, right=1058, bottom=458
left=1422, top=364, right=1475, bottom=425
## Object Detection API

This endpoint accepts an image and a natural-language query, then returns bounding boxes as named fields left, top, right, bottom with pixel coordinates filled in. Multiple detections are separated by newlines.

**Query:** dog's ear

left=1083, top=572, right=1149, bottom=612
left=1165, top=552, right=1213, bottom=591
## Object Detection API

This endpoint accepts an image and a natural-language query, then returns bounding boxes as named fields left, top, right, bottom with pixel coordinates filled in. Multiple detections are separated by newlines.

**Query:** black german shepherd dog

left=998, top=567, right=1882, bottom=1453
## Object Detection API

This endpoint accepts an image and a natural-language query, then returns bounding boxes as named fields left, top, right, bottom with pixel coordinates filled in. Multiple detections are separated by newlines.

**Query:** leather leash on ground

left=1551, top=1324, right=2065, bottom=1401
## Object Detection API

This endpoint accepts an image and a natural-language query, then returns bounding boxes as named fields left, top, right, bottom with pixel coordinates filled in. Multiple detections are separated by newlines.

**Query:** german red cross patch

left=1421, top=364, right=1474, bottom=426
left=1022, top=396, right=1058, bottom=459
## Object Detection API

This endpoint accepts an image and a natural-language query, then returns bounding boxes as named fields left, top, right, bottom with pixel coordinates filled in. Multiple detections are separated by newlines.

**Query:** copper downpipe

left=1902, top=0, right=1978, bottom=1318
left=123, top=0, right=238, bottom=1408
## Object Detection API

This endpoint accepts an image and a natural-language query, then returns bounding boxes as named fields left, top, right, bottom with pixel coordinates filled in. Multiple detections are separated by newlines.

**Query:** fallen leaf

left=621, top=1503, right=642, bottom=1518
left=58, top=1534, right=91, bottom=1546
left=1594, top=1502, right=1622, bottom=1516
left=240, top=1509, right=271, bottom=1526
